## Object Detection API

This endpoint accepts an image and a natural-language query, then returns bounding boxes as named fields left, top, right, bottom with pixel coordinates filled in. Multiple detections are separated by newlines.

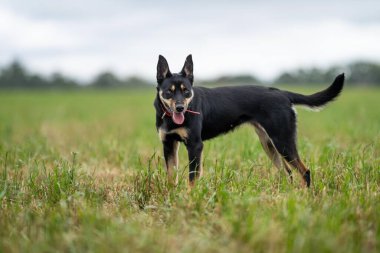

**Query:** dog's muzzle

left=175, top=103, right=185, bottom=113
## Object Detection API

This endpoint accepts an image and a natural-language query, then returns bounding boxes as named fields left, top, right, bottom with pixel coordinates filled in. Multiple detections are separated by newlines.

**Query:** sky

left=0, top=0, right=380, bottom=82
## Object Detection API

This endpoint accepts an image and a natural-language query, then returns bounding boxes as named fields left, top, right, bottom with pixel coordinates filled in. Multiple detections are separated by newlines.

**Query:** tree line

left=0, top=61, right=151, bottom=89
left=1, top=60, right=380, bottom=89
left=274, top=61, right=380, bottom=86
left=203, top=61, right=380, bottom=86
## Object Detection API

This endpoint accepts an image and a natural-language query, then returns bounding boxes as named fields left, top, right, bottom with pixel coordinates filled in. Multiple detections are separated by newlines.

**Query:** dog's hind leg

left=287, top=158, right=310, bottom=187
left=253, top=123, right=293, bottom=182
left=255, top=108, right=310, bottom=187
left=270, top=136, right=310, bottom=187
left=163, top=140, right=180, bottom=186
left=282, top=160, right=293, bottom=183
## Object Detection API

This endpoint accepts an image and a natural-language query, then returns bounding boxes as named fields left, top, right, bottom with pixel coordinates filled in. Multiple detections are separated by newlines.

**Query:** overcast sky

left=1, top=0, right=380, bottom=82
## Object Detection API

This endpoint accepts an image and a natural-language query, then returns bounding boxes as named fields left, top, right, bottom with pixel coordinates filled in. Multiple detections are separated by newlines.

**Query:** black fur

left=154, top=55, right=345, bottom=187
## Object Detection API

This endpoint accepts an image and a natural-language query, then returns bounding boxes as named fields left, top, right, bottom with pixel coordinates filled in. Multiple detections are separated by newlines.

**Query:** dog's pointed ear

left=181, top=54, right=194, bottom=84
left=157, top=55, right=172, bottom=84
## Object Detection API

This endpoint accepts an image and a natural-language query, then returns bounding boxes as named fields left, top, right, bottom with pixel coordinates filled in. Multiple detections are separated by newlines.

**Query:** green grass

left=0, top=87, right=379, bottom=253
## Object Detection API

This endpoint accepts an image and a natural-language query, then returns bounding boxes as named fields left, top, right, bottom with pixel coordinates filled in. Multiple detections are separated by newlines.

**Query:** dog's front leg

left=186, top=140, right=203, bottom=186
left=163, top=140, right=179, bottom=186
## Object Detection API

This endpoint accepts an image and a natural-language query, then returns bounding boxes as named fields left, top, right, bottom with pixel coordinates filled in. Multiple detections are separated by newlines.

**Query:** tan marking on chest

left=171, top=127, right=188, bottom=140
left=158, top=127, right=188, bottom=141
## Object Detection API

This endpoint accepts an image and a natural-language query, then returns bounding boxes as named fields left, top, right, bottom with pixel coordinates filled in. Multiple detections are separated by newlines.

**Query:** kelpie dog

left=154, top=55, right=344, bottom=187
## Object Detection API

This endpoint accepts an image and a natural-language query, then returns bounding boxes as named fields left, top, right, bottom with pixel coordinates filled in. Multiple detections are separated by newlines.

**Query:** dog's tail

left=284, top=73, right=345, bottom=109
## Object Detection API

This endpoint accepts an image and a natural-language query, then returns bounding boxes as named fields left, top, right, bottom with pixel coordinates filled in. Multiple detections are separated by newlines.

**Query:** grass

left=0, top=87, right=379, bottom=253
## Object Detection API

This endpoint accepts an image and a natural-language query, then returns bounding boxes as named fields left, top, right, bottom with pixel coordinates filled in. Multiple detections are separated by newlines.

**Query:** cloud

left=0, top=8, right=83, bottom=49
left=1, top=0, right=380, bottom=81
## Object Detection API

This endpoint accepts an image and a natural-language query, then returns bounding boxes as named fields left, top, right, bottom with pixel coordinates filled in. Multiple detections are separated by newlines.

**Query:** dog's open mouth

left=172, top=112, right=185, bottom=125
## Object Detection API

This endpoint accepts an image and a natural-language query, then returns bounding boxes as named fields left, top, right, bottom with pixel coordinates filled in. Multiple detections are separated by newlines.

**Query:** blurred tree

left=91, top=72, right=121, bottom=88
left=275, top=72, right=297, bottom=84
left=28, top=74, right=49, bottom=88
left=50, top=73, right=78, bottom=88
left=348, top=62, right=380, bottom=85
left=0, top=60, right=29, bottom=88
left=274, top=62, right=380, bottom=86
left=123, top=76, right=151, bottom=87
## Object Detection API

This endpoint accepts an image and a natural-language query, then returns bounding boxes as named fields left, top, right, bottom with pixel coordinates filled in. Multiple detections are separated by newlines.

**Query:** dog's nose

left=176, top=104, right=185, bottom=112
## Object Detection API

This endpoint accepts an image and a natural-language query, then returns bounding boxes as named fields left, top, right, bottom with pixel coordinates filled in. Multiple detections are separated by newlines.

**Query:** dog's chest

left=158, top=126, right=188, bottom=142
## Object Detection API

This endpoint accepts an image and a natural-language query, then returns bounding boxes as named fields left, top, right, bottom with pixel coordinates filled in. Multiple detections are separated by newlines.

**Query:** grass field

left=0, top=86, right=379, bottom=253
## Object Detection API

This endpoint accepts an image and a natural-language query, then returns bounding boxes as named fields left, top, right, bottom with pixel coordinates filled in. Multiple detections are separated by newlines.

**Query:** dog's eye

left=165, top=90, right=173, bottom=96
left=183, top=89, right=191, bottom=97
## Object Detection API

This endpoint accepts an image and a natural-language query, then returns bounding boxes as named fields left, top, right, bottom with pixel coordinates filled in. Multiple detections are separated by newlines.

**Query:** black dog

left=154, top=55, right=344, bottom=187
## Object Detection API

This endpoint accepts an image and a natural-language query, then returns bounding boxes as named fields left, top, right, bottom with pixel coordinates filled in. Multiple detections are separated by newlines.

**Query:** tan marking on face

left=159, top=90, right=176, bottom=111
left=183, top=90, right=194, bottom=108
left=166, top=141, right=179, bottom=185
left=170, top=85, right=175, bottom=91
left=180, top=84, right=185, bottom=90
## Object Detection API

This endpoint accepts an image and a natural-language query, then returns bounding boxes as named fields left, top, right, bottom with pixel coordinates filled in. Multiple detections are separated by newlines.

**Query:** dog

left=154, top=55, right=344, bottom=187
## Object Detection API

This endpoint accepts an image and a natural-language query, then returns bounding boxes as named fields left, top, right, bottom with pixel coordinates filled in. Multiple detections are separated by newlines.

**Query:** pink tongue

left=172, top=112, right=185, bottom=125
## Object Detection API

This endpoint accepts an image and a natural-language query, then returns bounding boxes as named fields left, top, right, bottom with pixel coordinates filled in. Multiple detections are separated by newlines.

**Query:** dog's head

left=156, top=55, right=194, bottom=125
